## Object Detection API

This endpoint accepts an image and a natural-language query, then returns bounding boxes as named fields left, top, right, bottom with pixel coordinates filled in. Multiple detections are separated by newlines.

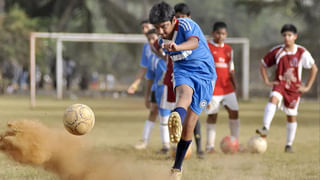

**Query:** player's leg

left=284, top=98, right=299, bottom=153
left=168, top=84, right=193, bottom=143
left=158, top=108, right=170, bottom=154
left=205, top=95, right=222, bottom=153
left=223, top=92, right=240, bottom=139
left=172, top=108, right=198, bottom=171
left=135, top=93, right=158, bottom=150
left=193, top=119, right=204, bottom=158
left=206, top=113, right=217, bottom=153
left=171, top=77, right=213, bottom=173
left=285, top=115, right=297, bottom=153
left=256, top=92, right=281, bottom=137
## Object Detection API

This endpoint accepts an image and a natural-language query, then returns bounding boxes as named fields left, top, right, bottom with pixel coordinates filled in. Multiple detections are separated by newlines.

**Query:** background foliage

left=0, top=0, right=318, bottom=96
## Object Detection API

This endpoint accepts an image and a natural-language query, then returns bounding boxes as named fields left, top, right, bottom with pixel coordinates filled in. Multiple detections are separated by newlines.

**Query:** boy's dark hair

left=281, top=24, right=297, bottom=34
left=149, top=1, right=175, bottom=24
left=174, top=3, right=191, bottom=16
left=146, top=29, right=157, bottom=35
left=213, top=21, right=227, bottom=32
left=140, top=19, right=150, bottom=25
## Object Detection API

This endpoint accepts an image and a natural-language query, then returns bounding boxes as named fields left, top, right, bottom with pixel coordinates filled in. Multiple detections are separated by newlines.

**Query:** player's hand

left=297, top=84, right=310, bottom=93
left=162, top=41, right=178, bottom=51
left=127, top=84, right=137, bottom=94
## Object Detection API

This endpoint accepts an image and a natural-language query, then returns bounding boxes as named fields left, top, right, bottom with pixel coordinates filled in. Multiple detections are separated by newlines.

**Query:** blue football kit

left=159, top=18, right=217, bottom=115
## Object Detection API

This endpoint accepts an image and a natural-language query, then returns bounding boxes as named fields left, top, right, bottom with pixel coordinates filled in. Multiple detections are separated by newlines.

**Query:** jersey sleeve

left=301, top=50, right=315, bottom=69
left=262, top=49, right=277, bottom=67
left=229, top=49, right=235, bottom=72
left=178, top=19, right=200, bottom=41
left=140, top=43, right=149, bottom=68
left=145, top=66, right=155, bottom=80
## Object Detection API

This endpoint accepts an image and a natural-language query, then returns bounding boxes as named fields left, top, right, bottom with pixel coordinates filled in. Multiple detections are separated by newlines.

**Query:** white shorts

left=270, top=91, right=300, bottom=116
left=206, top=92, right=239, bottom=115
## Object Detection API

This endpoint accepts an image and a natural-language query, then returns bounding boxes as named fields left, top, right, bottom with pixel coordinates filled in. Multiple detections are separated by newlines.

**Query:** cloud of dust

left=0, top=120, right=169, bottom=180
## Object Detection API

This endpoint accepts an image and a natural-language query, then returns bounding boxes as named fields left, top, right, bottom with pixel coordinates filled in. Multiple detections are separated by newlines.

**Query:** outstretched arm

left=298, top=64, right=318, bottom=93
left=127, top=67, right=147, bottom=94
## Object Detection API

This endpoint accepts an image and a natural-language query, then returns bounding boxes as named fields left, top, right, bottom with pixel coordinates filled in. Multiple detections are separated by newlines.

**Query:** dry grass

left=0, top=95, right=319, bottom=180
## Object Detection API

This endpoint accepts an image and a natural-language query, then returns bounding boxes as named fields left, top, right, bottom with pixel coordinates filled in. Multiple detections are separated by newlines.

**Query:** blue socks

left=174, top=107, right=187, bottom=123
left=173, top=139, right=192, bottom=170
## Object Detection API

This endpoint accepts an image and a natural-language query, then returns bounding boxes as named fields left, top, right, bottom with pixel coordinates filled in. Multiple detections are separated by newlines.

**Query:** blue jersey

left=140, top=43, right=152, bottom=68
left=146, top=54, right=174, bottom=115
left=160, top=18, right=216, bottom=81
left=145, top=53, right=165, bottom=94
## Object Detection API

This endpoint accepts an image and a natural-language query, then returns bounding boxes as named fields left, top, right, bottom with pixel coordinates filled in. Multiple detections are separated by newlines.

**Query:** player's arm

left=260, top=63, right=278, bottom=86
left=229, top=50, right=237, bottom=90
left=162, top=37, right=198, bottom=52
left=297, top=64, right=318, bottom=93
left=144, top=79, right=153, bottom=109
left=230, top=71, right=237, bottom=90
left=127, top=67, right=147, bottom=94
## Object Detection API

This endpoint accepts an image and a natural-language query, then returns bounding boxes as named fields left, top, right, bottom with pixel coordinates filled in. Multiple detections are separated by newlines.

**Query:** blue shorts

left=175, top=76, right=214, bottom=115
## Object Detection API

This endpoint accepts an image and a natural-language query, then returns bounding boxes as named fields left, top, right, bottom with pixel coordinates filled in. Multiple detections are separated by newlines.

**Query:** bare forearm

left=305, top=64, right=318, bottom=89
left=176, top=38, right=198, bottom=51
left=144, top=79, right=153, bottom=100
left=230, top=72, right=237, bottom=90
left=260, top=64, right=270, bottom=85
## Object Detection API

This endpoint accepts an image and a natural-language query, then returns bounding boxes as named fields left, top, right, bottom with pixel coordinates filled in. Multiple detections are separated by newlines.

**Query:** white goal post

left=29, top=32, right=249, bottom=107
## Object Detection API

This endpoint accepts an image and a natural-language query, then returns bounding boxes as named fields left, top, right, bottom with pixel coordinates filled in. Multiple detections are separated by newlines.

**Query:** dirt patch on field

left=0, top=119, right=168, bottom=180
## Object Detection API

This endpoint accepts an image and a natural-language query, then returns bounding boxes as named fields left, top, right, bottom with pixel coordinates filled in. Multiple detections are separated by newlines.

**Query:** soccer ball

left=248, top=135, right=267, bottom=153
left=171, top=144, right=192, bottom=160
left=220, top=136, right=239, bottom=154
left=63, top=104, right=95, bottom=135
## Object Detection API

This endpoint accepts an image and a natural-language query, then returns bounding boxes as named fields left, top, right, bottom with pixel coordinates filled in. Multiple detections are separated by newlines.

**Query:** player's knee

left=207, top=114, right=217, bottom=124
left=269, top=96, right=279, bottom=104
left=229, top=111, right=238, bottom=119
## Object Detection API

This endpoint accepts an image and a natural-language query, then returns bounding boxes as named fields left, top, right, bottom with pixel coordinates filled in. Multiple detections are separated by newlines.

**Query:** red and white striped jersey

left=262, top=44, right=315, bottom=108
left=208, top=40, right=235, bottom=95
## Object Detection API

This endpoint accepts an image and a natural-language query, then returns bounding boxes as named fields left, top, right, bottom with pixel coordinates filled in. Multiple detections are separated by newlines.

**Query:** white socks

left=206, top=123, right=216, bottom=149
left=229, top=119, right=240, bottom=139
left=159, top=115, right=170, bottom=145
left=142, top=120, right=155, bottom=142
left=286, top=122, right=297, bottom=146
left=263, top=102, right=277, bottom=130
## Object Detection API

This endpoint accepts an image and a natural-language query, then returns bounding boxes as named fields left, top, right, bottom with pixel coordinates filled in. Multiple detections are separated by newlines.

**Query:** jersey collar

left=209, top=39, right=224, bottom=47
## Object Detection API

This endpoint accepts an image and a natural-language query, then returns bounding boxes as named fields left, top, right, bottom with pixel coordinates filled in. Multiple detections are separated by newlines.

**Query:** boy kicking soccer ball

left=149, top=2, right=217, bottom=179
left=174, top=2, right=205, bottom=159
left=256, top=24, right=318, bottom=153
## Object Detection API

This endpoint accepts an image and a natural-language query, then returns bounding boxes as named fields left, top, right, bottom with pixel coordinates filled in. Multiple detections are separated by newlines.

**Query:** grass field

left=0, top=95, right=319, bottom=180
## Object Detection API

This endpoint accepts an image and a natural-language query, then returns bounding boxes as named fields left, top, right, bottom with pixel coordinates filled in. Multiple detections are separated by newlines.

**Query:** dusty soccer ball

left=248, top=135, right=267, bottom=154
left=171, top=144, right=193, bottom=160
left=63, top=104, right=95, bottom=135
left=220, top=136, right=239, bottom=154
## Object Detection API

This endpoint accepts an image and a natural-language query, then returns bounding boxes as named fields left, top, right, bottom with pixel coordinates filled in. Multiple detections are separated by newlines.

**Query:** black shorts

left=150, top=91, right=156, bottom=103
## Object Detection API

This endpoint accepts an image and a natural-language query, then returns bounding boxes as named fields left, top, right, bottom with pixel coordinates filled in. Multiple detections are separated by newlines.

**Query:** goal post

left=29, top=32, right=249, bottom=107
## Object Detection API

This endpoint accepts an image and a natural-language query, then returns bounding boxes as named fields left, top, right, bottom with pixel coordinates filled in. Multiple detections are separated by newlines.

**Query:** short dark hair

left=213, top=21, right=227, bottom=32
left=140, top=19, right=150, bottom=25
left=146, top=29, right=157, bottom=35
left=281, top=24, right=297, bottom=34
left=174, top=3, right=191, bottom=16
left=149, top=1, right=175, bottom=24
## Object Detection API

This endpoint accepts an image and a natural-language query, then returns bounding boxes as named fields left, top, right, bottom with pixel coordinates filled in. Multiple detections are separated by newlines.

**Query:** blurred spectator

left=63, top=56, right=76, bottom=90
